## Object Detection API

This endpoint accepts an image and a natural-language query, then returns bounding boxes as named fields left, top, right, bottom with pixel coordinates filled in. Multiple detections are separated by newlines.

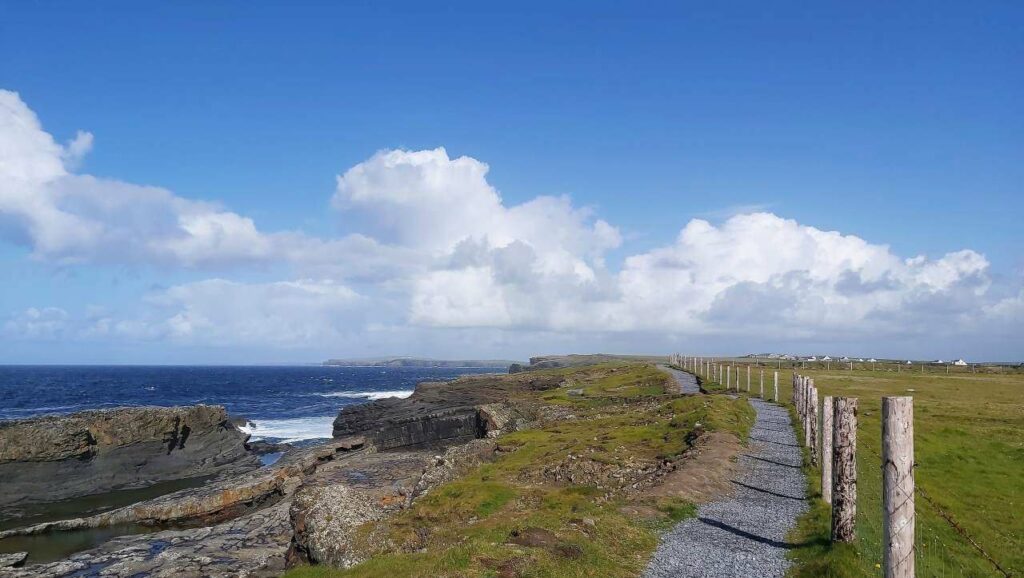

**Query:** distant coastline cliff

left=322, top=357, right=518, bottom=369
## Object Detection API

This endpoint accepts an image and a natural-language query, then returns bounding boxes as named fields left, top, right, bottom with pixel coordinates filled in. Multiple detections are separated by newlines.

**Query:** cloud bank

left=1, top=89, right=1020, bottom=359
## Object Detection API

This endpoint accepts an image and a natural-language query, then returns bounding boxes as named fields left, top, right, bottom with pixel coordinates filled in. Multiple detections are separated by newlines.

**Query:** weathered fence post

left=808, top=386, right=818, bottom=465
left=832, top=397, right=858, bottom=542
left=883, top=396, right=915, bottom=578
left=804, top=379, right=813, bottom=448
left=821, top=395, right=834, bottom=504
left=726, top=365, right=731, bottom=389
left=759, top=369, right=764, bottom=398
left=793, top=374, right=800, bottom=411
left=773, top=371, right=779, bottom=402
left=747, top=365, right=751, bottom=392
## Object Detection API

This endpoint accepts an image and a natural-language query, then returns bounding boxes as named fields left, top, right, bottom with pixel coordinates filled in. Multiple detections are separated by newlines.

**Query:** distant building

left=867, top=358, right=877, bottom=363
left=906, top=360, right=913, bottom=365
left=807, top=356, right=817, bottom=361
left=822, top=355, right=833, bottom=361
left=933, top=359, right=944, bottom=364
left=840, top=356, right=850, bottom=361
left=953, top=359, right=968, bottom=366
left=856, top=358, right=864, bottom=362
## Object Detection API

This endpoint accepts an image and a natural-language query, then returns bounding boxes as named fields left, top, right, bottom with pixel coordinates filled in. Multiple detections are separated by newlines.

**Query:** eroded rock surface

left=0, top=406, right=259, bottom=511
left=332, top=373, right=557, bottom=449
left=1, top=501, right=293, bottom=578
left=288, top=439, right=500, bottom=568
left=2, top=374, right=550, bottom=576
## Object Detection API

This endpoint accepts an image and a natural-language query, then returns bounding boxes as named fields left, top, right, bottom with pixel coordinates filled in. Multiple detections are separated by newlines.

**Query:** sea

left=0, top=365, right=503, bottom=443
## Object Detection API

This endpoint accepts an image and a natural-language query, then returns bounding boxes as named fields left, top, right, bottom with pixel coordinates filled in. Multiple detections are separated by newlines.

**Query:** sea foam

left=239, top=416, right=335, bottom=443
left=318, top=390, right=414, bottom=401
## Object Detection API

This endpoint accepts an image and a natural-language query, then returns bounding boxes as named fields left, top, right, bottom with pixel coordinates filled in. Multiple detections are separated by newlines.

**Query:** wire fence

left=668, top=355, right=1013, bottom=577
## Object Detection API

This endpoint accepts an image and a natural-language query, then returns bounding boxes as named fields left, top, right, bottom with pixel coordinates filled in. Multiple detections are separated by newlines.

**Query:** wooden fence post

left=747, top=366, right=751, bottom=392
left=759, top=369, right=764, bottom=398
left=726, top=365, right=731, bottom=389
left=821, top=395, right=834, bottom=504
left=832, top=397, right=858, bottom=542
left=804, top=379, right=813, bottom=448
left=883, top=397, right=915, bottom=578
left=808, top=386, right=818, bottom=465
left=773, top=371, right=778, bottom=402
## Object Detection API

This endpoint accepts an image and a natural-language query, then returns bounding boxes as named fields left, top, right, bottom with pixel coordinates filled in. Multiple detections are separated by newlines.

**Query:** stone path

left=658, top=364, right=701, bottom=395
left=644, top=398, right=808, bottom=577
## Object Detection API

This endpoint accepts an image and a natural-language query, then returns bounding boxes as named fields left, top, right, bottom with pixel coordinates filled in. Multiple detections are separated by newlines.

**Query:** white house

left=807, top=356, right=817, bottom=361
left=867, top=358, right=877, bottom=363
left=953, top=359, right=968, bottom=366
left=933, top=359, right=944, bottom=364
left=906, top=360, right=913, bottom=365
left=840, top=356, right=850, bottom=362
left=822, top=355, right=833, bottom=361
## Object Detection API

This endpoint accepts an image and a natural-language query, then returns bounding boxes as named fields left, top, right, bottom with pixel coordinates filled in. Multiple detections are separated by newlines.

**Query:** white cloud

left=2, top=90, right=1020, bottom=358
left=0, top=89, right=334, bottom=268
left=3, top=307, right=71, bottom=340
left=144, top=279, right=364, bottom=346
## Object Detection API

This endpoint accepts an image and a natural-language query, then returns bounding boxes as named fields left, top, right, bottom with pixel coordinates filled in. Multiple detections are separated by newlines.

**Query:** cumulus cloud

left=0, top=89, right=330, bottom=267
left=2, top=90, right=1020, bottom=357
left=335, top=148, right=623, bottom=330
left=608, top=213, right=993, bottom=335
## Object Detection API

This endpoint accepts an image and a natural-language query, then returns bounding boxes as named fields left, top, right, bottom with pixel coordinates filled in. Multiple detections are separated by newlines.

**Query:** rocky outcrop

left=287, top=439, right=501, bottom=568
left=288, top=451, right=434, bottom=567
left=1, top=374, right=554, bottom=575
left=0, top=405, right=259, bottom=511
left=0, top=552, right=27, bottom=569
left=332, top=373, right=558, bottom=449
left=0, top=500, right=294, bottom=578
left=0, top=437, right=366, bottom=540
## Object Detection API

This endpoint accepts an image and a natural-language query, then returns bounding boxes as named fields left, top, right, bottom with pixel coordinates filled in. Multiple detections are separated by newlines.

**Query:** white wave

left=318, top=389, right=414, bottom=401
left=239, top=416, right=335, bottom=443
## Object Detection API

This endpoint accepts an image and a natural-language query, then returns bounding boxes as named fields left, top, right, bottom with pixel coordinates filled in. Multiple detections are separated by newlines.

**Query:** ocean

left=0, top=365, right=502, bottom=443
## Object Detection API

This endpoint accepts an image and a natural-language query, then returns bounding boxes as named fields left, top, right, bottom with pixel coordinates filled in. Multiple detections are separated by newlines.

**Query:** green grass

left=284, top=362, right=755, bottom=578
left=775, top=368, right=1024, bottom=577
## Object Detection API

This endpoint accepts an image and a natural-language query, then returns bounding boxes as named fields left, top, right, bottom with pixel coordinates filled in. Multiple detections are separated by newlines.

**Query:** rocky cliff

left=0, top=405, right=259, bottom=510
left=331, top=372, right=561, bottom=449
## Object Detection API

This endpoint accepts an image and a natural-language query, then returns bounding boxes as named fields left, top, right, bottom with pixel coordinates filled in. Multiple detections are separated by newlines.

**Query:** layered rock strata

left=332, top=373, right=559, bottom=448
left=0, top=406, right=259, bottom=511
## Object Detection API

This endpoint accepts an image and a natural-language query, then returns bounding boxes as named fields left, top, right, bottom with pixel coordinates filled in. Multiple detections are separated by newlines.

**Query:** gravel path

left=644, top=398, right=808, bottom=577
left=658, top=365, right=701, bottom=395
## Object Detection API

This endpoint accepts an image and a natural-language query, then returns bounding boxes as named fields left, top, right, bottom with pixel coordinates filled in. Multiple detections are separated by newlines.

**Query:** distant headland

left=321, top=357, right=520, bottom=368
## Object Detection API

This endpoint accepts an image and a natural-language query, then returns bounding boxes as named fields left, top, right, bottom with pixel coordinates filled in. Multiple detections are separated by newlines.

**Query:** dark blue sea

left=0, top=365, right=501, bottom=443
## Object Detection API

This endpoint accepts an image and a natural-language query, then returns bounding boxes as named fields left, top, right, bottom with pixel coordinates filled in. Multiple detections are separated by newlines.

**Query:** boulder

left=287, top=451, right=435, bottom=568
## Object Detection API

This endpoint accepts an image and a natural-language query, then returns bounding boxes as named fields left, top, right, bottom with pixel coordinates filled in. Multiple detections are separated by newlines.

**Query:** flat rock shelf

left=644, top=398, right=807, bottom=577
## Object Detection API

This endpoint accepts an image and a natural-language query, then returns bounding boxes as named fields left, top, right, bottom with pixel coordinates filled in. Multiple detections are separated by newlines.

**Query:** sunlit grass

left=779, top=368, right=1024, bottom=577
left=284, top=362, right=755, bottom=577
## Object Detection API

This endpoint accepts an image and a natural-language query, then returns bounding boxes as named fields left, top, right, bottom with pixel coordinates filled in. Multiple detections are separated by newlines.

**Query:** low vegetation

left=286, top=362, right=754, bottom=578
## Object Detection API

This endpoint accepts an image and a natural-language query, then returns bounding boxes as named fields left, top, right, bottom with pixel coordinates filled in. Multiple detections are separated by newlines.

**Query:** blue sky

left=1, top=2, right=1021, bottom=363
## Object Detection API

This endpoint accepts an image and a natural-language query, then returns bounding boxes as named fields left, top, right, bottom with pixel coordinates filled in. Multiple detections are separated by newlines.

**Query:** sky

left=1, top=1, right=1021, bottom=363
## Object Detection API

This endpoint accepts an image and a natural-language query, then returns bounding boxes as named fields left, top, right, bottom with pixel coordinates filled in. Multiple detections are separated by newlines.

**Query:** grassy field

left=699, top=363, right=1023, bottom=577
left=286, top=362, right=754, bottom=578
